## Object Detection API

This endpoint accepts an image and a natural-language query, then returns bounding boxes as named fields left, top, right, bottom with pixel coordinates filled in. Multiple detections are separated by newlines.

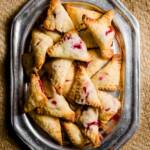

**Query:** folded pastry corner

left=83, top=10, right=115, bottom=59
left=43, top=30, right=61, bottom=43
left=29, top=111, right=62, bottom=145
left=92, top=54, right=121, bottom=91
left=24, top=74, right=48, bottom=113
left=98, top=91, right=121, bottom=125
left=79, top=29, right=98, bottom=49
left=79, top=107, right=102, bottom=148
left=43, top=0, right=74, bottom=32
left=62, top=122, right=84, bottom=147
left=65, top=4, right=101, bottom=30
left=22, top=53, right=34, bottom=77
left=45, top=59, right=72, bottom=94
left=68, top=65, right=101, bottom=108
left=85, top=50, right=108, bottom=77
left=47, top=30, right=91, bottom=62
left=32, top=30, right=53, bottom=71
left=36, top=87, right=75, bottom=122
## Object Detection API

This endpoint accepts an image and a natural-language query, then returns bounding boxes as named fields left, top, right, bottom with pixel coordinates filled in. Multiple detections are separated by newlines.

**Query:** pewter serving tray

left=10, top=0, right=140, bottom=149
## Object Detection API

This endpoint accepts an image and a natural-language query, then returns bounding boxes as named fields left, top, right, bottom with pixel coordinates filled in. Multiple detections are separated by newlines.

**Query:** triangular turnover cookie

left=85, top=50, right=108, bottom=77
left=29, top=111, right=62, bottom=145
left=63, top=122, right=84, bottom=147
left=92, top=54, right=121, bottom=91
left=47, top=30, right=91, bottom=62
left=79, top=29, right=98, bottom=49
left=32, top=30, right=53, bottom=71
left=65, top=4, right=101, bottom=30
left=98, top=91, right=121, bottom=125
left=43, top=0, right=74, bottom=32
left=79, top=107, right=102, bottom=148
left=68, top=66, right=101, bottom=108
left=83, top=10, right=115, bottom=59
left=24, top=74, right=47, bottom=112
left=36, top=87, right=75, bottom=121
left=45, top=59, right=72, bottom=94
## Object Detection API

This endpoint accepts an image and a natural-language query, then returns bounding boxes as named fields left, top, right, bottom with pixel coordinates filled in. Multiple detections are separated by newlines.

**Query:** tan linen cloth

left=0, top=0, right=149, bottom=149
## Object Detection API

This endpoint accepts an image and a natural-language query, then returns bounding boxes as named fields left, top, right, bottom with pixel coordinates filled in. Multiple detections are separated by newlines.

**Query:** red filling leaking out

left=99, top=75, right=105, bottom=80
left=112, top=114, right=120, bottom=122
left=83, top=86, right=89, bottom=100
left=39, top=80, right=49, bottom=98
left=83, top=86, right=87, bottom=93
left=39, top=80, right=45, bottom=93
left=86, top=121, right=100, bottom=130
left=105, top=26, right=113, bottom=36
left=73, top=41, right=82, bottom=49
left=51, top=100, right=57, bottom=105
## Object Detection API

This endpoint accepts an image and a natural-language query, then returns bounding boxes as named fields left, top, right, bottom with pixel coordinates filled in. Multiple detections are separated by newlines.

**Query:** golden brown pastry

left=79, top=29, right=98, bottom=49
left=32, top=30, right=53, bottom=71
left=22, top=53, right=34, bottom=77
left=98, top=91, right=121, bottom=125
left=24, top=74, right=47, bottom=112
left=79, top=107, right=102, bottom=148
left=92, top=54, right=121, bottom=91
left=47, top=30, right=91, bottom=62
left=44, top=59, right=72, bottom=94
left=65, top=4, right=101, bottom=30
left=85, top=50, right=108, bottom=77
left=43, top=30, right=61, bottom=43
left=62, top=122, right=84, bottom=147
left=62, top=63, right=75, bottom=97
left=83, top=10, right=115, bottom=59
left=36, top=87, right=75, bottom=121
left=29, top=111, right=62, bottom=145
left=68, top=66, right=101, bottom=108
left=43, top=0, right=74, bottom=32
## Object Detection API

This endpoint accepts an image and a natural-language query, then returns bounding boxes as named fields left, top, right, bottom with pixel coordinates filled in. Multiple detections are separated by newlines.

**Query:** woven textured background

left=0, top=0, right=149, bottom=149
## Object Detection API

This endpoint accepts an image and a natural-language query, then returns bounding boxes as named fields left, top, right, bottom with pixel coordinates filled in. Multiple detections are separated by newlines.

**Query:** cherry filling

left=99, top=72, right=108, bottom=80
left=86, top=121, right=100, bottom=130
left=72, top=41, right=82, bottom=49
left=83, top=86, right=87, bottom=93
left=105, top=26, right=113, bottom=36
left=99, top=75, right=105, bottom=80
left=51, top=100, right=57, bottom=105
left=111, top=114, right=120, bottom=122
left=82, top=86, right=89, bottom=100
left=39, top=80, right=45, bottom=93
left=39, top=80, right=50, bottom=98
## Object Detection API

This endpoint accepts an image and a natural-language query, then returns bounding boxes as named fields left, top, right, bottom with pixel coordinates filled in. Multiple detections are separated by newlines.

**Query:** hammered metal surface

left=10, top=0, right=140, bottom=150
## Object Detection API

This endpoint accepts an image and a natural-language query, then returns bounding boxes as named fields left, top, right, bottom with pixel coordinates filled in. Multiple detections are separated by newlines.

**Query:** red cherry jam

left=39, top=80, right=45, bottom=93
left=86, top=121, right=99, bottom=130
left=51, top=100, right=57, bottom=105
left=105, top=26, right=113, bottom=36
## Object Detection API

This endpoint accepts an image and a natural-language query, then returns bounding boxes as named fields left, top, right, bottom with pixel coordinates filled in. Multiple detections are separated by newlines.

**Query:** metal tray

left=10, top=0, right=140, bottom=149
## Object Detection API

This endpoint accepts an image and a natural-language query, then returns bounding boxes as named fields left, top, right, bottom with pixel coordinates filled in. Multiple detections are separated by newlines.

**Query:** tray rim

left=10, top=0, right=140, bottom=149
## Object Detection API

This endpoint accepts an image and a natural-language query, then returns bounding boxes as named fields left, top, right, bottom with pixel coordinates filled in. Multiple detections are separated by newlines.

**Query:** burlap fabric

left=0, top=0, right=149, bottom=149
